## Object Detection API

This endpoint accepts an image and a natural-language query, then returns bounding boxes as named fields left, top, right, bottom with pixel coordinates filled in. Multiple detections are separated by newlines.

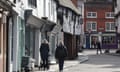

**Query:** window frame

left=102, top=35, right=116, bottom=45
left=86, top=21, right=97, bottom=31
left=87, top=12, right=97, bottom=18
left=105, top=22, right=115, bottom=31
left=105, top=12, right=114, bottom=18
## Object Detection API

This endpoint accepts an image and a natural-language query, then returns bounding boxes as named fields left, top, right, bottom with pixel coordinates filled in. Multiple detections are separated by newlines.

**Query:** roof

left=58, top=0, right=81, bottom=15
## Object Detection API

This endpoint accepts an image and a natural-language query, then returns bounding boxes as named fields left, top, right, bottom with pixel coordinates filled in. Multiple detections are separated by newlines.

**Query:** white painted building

left=8, top=0, right=26, bottom=72
left=77, top=0, right=85, bottom=48
left=56, top=0, right=82, bottom=58
left=8, top=0, right=58, bottom=72
left=114, top=0, right=120, bottom=50
left=23, top=0, right=57, bottom=68
left=114, top=0, right=120, bottom=33
left=8, top=0, right=82, bottom=71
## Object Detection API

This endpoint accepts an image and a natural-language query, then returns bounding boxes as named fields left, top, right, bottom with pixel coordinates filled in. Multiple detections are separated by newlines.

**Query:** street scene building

left=114, top=0, right=120, bottom=45
left=0, top=0, right=120, bottom=72
left=84, top=0, right=116, bottom=49
left=0, top=0, right=82, bottom=72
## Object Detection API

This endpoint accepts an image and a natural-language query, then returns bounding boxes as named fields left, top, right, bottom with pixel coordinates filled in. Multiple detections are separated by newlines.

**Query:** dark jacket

left=55, top=45, right=67, bottom=59
left=97, top=42, right=101, bottom=49
left=40, top=43, right=49, bottom=59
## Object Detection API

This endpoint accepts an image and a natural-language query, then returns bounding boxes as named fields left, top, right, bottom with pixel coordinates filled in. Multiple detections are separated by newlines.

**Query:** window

left=28, top=0, right=37, bottom=8
left=105, top=12, right=114, bottom=18
left=105, top=22, right=115, bottom=31
left=86, top=21, right=97, bottom=31
left=102, top=36, right=116, bottom=44
left=87, top=12, right=97, bottom=18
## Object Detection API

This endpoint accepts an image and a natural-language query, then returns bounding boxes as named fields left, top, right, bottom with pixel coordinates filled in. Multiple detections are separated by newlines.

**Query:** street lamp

left=87, top=29, right=91, bottom=48
left=79, top=17, right=83, bottom=52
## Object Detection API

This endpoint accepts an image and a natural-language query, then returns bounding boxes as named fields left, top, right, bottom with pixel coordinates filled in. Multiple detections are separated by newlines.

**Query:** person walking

left=96, top=40, right=102, bottom=54
left=94, top=39, right=102, bottom=55
left=55, top=41, right=68, bottom=72
left=39, top=39, right=49, bottom=70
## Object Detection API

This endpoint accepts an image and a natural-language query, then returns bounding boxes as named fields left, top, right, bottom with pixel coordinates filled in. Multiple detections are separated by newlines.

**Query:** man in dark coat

left=97, top=41, right=102, bottom=54
left=40, top=39, right=49, bottom=70
left=94, top=40, right=102, bottom=54
left=55, top=41, right=68, bottom=72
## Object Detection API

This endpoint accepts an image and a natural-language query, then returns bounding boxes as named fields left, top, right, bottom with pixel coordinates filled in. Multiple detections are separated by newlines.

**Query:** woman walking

left=39, top=39, right=49, bottom=70
left=55, top=41, right=68, bottom=72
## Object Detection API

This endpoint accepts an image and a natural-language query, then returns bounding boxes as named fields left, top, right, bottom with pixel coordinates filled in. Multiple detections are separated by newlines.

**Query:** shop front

left=85, top=33, right=117, bottom=49
left=102, top=34, right=117, bottom=49
left=24, top=10, right=56, bottom=66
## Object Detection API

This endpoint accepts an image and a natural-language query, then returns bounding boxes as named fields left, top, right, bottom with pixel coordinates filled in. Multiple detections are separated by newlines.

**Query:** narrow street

left=35, top=50, right=120, bottom=72
left=64, top=50, right=120, bottom=72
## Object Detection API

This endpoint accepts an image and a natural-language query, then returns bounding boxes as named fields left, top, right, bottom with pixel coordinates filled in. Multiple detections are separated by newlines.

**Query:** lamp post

left=88, top=29, right=91, bottom=48
left=79, top=17, right=83, bottom=52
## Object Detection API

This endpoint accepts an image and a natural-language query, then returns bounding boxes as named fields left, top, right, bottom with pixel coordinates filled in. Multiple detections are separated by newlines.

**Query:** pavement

left=34, top=49, right=120, bottom=72
left=34, top=53, right=89, bottom=72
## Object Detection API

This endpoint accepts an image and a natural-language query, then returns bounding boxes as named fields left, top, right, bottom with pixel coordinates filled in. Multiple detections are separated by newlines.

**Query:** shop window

left=102, top=36, right=116, bottom=44
left=91, top=36, right=98, bottom=48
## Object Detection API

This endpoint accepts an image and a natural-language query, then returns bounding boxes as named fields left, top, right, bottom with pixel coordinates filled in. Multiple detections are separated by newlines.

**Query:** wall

left=34, top=30, right=41, bottom=66
left=84, top=5, right=114, bottom=32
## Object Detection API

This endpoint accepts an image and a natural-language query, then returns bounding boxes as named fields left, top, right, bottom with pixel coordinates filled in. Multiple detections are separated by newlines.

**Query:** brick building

left=84, top=0, right=117, bottom=49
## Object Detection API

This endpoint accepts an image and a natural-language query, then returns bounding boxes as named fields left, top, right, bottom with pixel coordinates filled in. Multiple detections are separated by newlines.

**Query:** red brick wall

left=84, top=5, right=115, bottom=32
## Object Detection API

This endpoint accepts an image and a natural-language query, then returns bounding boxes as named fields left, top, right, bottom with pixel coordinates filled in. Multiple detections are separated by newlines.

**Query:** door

left=91, top=36, right=98, bottom=48
left=86, top=35, right=90, bottom=48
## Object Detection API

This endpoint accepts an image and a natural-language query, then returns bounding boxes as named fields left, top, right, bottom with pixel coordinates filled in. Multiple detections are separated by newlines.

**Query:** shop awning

left=26, top=15, right=44, bottom=28
left=40, top=19, right=56, bottom=32
left=26, top=15, right=56, bottom=31
left=59, top=0, right=81, bottom=15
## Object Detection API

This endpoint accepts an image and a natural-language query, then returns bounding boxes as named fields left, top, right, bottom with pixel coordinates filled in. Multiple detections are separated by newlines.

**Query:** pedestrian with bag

left=55, top=41, right=68, bottom=72
left=39, top=39, right=49, bottom=70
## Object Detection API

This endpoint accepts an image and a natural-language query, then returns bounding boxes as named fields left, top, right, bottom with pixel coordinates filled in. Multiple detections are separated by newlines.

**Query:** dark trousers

left=58, top=59, right=64, bottom=71
left=41, top=58, right=49, bottom=69
left=97, top=48, right=102, bottom=54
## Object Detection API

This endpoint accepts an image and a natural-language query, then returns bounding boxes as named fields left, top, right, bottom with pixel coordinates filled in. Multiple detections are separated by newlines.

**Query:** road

left=64, top=50, right=120, bottom=72
left=35, top=50, right=120, bottom=72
